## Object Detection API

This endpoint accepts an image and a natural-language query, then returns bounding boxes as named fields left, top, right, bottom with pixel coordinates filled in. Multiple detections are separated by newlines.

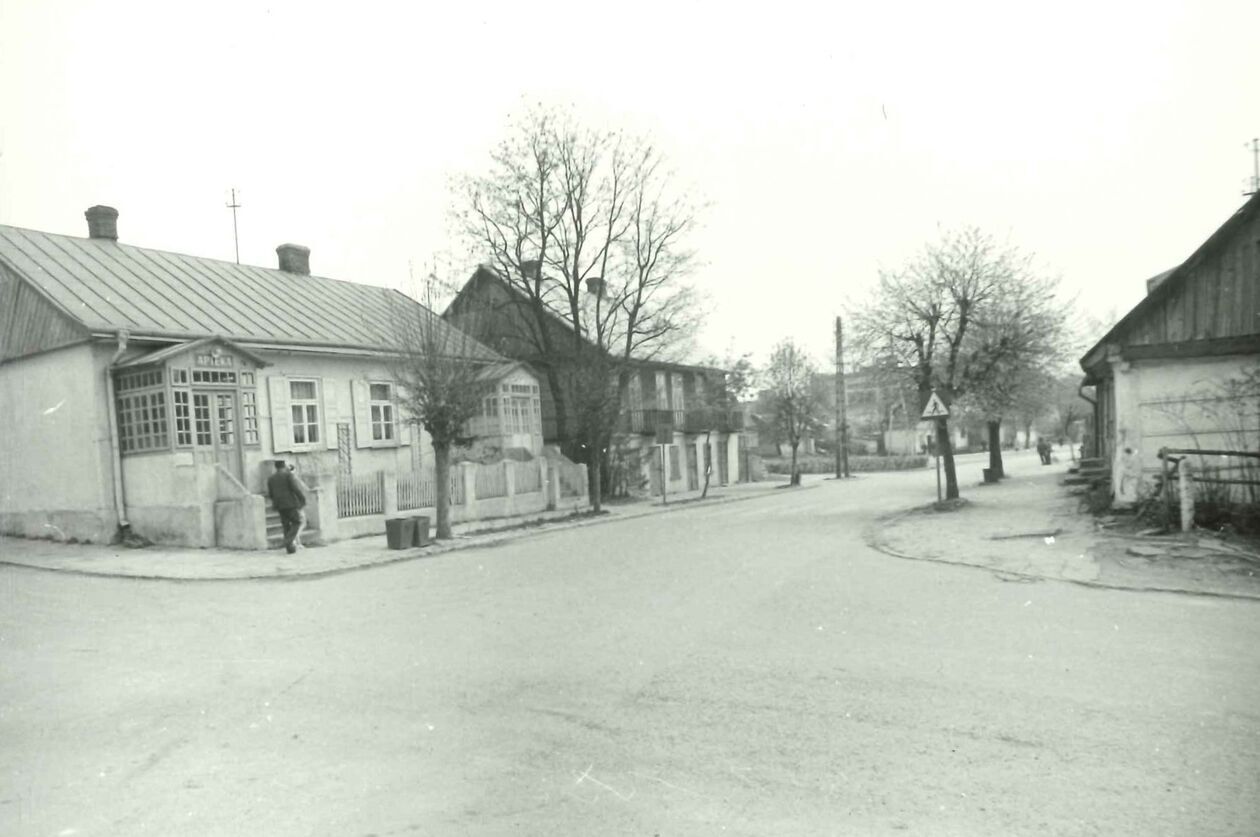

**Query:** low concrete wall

left=214, top=494, right=267, bottom=550
left=330, top=458, right=582, bottom=543
left=0, top=509, right=116, bottom=544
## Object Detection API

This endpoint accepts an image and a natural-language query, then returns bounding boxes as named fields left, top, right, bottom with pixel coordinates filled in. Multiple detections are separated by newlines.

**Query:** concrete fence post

left=461, top=462, right=479, bottom=521
left=310, top=485, right=338, bottom=543
left=543, top=458, right=558, bottom=511
left=382, top=470, right=398, bottom=517
left=1179, top=458, right=1195, bottom=532
left=504, top=459, right=515, bottom=498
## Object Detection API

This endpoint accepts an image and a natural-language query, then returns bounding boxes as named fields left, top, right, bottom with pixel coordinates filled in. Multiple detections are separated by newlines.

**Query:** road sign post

left=921, top=390, right=950, bottom=503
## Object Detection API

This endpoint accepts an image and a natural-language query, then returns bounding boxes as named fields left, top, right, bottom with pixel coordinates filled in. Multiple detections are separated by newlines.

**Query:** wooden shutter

left=322, top=378, right=339, bottom=450
left=268, top=376, right=291, bottom=454
left=351, top=379, right=372, bottom=448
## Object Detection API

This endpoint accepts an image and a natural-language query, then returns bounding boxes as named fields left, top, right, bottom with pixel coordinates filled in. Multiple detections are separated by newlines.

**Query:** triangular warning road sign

left=921, top=390, right=950, bottom=419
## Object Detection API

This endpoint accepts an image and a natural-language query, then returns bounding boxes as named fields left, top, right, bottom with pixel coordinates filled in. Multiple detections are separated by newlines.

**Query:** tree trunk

left=790, top=441, right=801, bottom=486
left=987, top=420, right=1005, bottom=479
left=700, top=429, right=714, bottom=498
left=543, top=365, right=569, bottom=443
left=1023, top=421, right=1033, bottom=449
left=587, top=436, right=603, bottom=513
left=433, top=439, right=452, bottom=539
left=937, top=418, right=959, bottom=500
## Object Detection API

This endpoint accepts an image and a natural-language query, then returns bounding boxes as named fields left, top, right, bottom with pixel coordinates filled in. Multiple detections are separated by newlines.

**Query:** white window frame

left=369, top=381, right=396, bottom=442
left=289, top=378, right=321, bottom=449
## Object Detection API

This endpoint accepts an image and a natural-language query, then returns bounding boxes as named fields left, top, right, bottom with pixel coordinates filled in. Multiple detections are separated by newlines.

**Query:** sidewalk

left=0, top=479, right=786, bottom=581
left=868, top=459, right=1260, bottom=600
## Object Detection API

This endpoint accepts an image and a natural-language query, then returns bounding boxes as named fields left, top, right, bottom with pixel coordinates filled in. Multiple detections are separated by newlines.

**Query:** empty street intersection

left=3, top=464, right=1259, bottom=836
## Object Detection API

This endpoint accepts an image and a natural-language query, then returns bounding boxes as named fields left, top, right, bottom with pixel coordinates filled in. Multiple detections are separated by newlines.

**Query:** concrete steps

left=265, top=504, right=320, bottom=549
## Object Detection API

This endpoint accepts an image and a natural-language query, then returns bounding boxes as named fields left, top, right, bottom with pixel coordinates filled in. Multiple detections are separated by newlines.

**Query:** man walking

left=267, top=460, right=306, bottom=554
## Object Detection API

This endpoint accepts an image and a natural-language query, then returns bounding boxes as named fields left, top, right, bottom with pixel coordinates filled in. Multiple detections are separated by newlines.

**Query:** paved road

left=3, top=463, right=1259, bottom=836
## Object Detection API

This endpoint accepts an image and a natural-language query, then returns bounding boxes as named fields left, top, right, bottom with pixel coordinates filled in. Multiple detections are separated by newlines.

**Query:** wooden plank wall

left=1129, top=208, right=1260, bottom=347
left=0, top=260, right=89, bottom=361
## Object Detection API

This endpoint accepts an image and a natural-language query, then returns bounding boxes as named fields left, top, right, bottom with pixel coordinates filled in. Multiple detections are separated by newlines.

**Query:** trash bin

left=385, top=516, right=415, bottom=550
left=411, top=515, right=431, bottom=547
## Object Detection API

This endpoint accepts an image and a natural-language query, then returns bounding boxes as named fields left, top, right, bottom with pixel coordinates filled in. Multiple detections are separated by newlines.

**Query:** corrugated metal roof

left=0, top=224, right=499, bottom=361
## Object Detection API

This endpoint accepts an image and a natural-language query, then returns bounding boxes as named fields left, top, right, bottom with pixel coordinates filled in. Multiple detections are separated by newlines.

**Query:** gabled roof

left=0, top=223, right=499, bottom=361
left=114, top=336, right=272, bottom=369
left=1080, top=190, right=1260, bottom=372
left=448, top=265, right=723, bottom=376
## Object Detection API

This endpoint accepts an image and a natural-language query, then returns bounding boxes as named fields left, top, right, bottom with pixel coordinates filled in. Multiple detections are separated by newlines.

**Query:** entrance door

left=193, top=390, right=242, bottom=482
left=686, top=444, right=699, bottom=490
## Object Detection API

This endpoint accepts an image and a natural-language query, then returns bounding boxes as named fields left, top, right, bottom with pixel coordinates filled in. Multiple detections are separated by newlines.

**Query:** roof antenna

left=1245, top=139, right=1259, bottom=197
left=226, top=188, right=242, bottom=263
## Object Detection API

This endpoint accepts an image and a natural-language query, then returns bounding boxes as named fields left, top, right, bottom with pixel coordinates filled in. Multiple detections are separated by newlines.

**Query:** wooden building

left=1080, top=191, right=1260, bottom=505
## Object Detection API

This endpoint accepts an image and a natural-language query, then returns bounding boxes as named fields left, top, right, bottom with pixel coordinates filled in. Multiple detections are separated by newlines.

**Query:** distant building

left=0, top=207, right=544, bottom=548
left=444, top=266, right=750, bottom=495
left=1079, top=191, right=1260, bottom=505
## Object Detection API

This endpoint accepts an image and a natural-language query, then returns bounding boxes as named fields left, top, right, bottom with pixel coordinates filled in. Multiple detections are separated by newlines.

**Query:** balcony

left=619, top=409, right=675, bottom=434
left=619, top=408, right=745, bottom=435
left=682, top=409, right=745, bottom=433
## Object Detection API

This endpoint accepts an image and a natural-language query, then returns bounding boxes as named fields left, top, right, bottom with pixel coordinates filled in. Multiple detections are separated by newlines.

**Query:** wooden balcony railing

left=619, top=408, right=744, bottom=434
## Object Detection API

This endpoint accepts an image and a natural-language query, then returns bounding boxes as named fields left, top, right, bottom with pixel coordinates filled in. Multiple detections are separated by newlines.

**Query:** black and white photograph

left=1, top=1, right=1258, bottom=834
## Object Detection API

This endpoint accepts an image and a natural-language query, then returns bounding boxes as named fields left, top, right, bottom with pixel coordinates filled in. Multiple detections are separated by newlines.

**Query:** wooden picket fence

left=395, top=469, right=466, bottom=512
left=475, top=461, right=509, bottom=499
left=513, top=460, right=542, bottom=494
left=336, top=471, right=385, bottom=519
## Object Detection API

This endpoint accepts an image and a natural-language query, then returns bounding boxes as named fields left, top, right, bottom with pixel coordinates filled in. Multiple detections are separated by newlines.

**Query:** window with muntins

left=369, top=383, right=395, bottom=441
left=117, top=389, right=169, bottom=452
left=290, top=380, right=320, bottom=445
left=173, top=390, right=193, bottom=446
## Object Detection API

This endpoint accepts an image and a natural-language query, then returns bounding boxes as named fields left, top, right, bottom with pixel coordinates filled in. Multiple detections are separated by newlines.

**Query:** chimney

left=585, top=276, right=606, bottom=297
left=85, top=205, right=119, bottom=240
left=276, top=243, right=311, bottom=275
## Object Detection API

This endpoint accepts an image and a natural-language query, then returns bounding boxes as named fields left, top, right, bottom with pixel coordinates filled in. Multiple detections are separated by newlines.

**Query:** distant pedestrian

left=267, top=460, right=306, bottom=554
left=1036, top=437, right=1052, bottom=465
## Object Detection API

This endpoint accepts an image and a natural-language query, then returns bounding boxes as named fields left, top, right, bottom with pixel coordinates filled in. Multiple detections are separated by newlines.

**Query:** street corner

left=1085, top=528, right=1260, bottom=600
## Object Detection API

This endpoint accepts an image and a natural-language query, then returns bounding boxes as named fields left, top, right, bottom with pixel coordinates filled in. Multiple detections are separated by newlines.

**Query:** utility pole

left=834, top=315, right=850, bottom=478
left=226, top=188, right=241, bottom=264
left=1246, top=138, right=1259, bottom=196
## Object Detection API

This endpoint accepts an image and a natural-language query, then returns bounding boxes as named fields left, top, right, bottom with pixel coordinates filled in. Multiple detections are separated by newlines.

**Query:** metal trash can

left=385, top=516, right=416, bottom=550
left=411, top=515, right=431, bottom=547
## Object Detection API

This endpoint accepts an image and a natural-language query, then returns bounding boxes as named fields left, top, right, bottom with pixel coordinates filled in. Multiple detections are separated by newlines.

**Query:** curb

left=0, top=483, right=794, bottom=582
left=863, top=512, right=1260, bottom=603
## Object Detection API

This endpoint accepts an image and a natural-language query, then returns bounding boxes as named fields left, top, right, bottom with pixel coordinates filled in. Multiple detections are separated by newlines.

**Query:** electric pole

left=226, top=188, right=241, bottom=264
left=1245, top=138, right=1259, bottom=196
left=835, top=315, right=850, bottom=478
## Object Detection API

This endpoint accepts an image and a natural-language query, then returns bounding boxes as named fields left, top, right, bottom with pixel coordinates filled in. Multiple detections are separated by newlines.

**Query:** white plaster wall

left=0, top=343, right=117, bottom=541
left=1111, top=354, right=1257, bottom=504
left=254, top=352, right=425, bottom=493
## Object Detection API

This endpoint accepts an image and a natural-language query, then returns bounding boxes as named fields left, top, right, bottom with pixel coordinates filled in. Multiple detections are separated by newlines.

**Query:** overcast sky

left=2, top=0, right=1257, bottom=366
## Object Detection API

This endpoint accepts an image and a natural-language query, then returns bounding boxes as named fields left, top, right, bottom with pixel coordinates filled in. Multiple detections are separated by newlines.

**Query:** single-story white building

left=0, top=206, right=572, bottom=549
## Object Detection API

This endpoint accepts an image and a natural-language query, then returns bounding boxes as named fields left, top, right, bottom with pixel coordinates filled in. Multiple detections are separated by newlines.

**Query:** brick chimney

left=85, top=205, right=119, bottom=240
left=585, top=276, right=606, bottom=297
left=276, top=243, right=311, bottom=275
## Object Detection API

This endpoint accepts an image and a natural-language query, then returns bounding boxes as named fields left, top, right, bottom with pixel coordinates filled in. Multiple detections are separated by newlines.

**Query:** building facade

left=444, top=266, right=748, bottom=496
left=0, top=207, right=552, bottom=548
left=1080, top=191, right=1260, bottom=506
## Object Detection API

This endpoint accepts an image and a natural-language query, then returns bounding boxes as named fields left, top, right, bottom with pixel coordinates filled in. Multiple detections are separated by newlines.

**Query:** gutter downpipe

left=105, top=330, right=130, bottom=540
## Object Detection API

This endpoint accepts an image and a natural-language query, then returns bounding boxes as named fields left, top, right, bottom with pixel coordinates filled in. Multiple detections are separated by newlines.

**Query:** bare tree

left=957, top=275, right=1072, bottom=478
left=851, top=228, right=1043, bottom=500
left=385, top=280, right=493, bottom=540
left=456, top=106, right=702, bottom=512
left=766, top=339, right=821, bottom=487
